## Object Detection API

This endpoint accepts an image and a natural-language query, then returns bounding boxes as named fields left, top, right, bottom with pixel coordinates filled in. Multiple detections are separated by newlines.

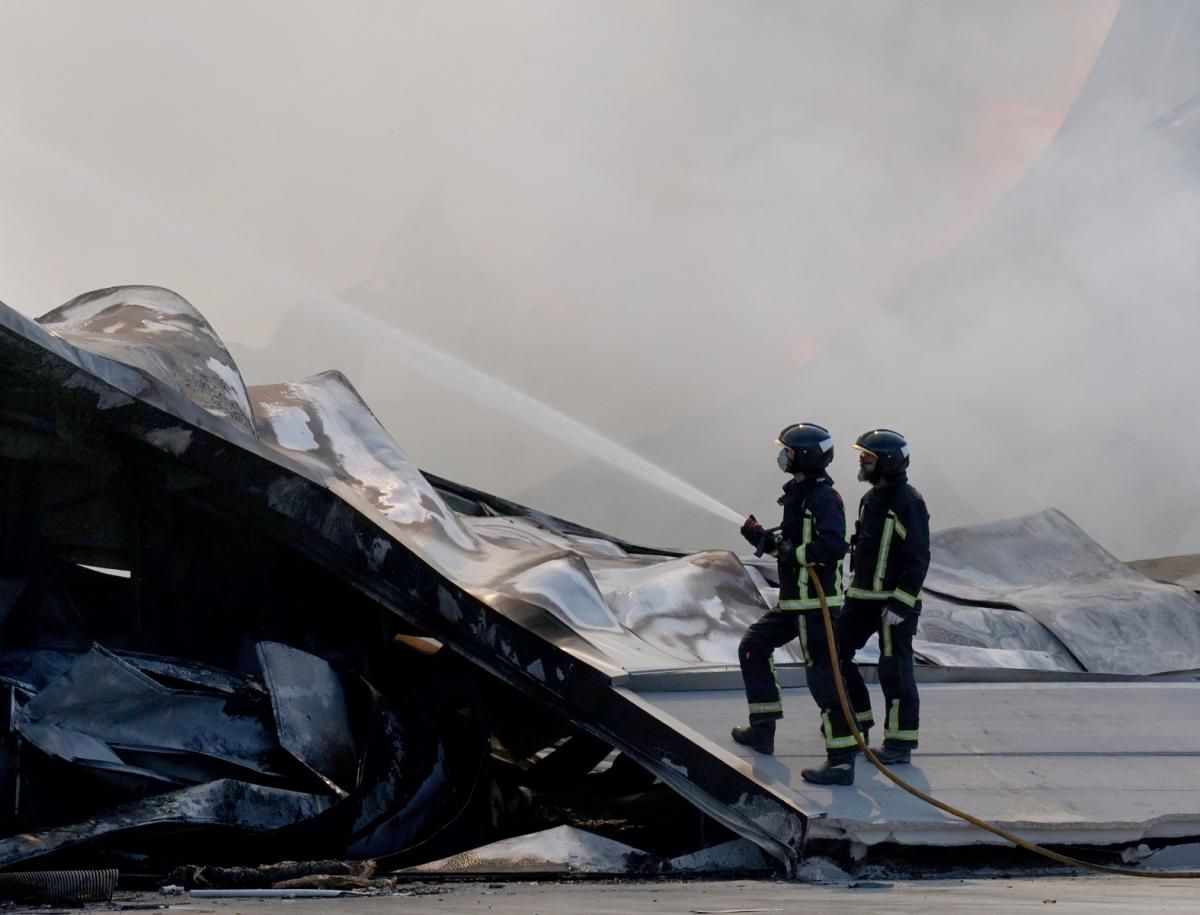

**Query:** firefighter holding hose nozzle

left=731, top=423, right=848, bottom=757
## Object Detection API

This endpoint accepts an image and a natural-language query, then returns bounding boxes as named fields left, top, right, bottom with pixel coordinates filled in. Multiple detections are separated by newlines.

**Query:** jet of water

left=304, top=289, right=748, bottom=527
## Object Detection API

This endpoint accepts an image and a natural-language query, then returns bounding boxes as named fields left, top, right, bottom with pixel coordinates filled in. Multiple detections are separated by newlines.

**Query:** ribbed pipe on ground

left=0, top=867, right=117, bottom=904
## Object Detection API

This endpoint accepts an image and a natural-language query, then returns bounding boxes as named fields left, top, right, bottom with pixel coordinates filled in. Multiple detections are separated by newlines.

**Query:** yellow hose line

left=805, top=567, right=1200, bottom=879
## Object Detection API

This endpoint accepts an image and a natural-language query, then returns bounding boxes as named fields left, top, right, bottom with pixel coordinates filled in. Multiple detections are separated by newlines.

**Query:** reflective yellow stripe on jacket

left=847, top=509, right=920, bottom=605
left=779, top=507, right=844, bottom=610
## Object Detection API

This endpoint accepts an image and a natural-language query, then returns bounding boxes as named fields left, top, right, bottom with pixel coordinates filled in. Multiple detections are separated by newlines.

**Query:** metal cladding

left=37, top=285, right=257, bottom=437
left=0, top=286, right=1199, bottom=877
left=257, top=642, right=359, bottom=797
left=0, top=288, right=808, bottom=873
left=247, top=371, right=794, bottom=673
left=925, top=510, right=1200, bottom=676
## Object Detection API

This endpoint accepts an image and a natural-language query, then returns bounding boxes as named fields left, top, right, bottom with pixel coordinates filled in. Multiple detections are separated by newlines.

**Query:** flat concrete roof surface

left=636, top=679, right=1200, bottom=847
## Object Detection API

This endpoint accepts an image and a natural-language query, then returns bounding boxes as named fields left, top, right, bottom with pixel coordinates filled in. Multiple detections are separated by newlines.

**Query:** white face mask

left=777, top=448, right=792, bottom=472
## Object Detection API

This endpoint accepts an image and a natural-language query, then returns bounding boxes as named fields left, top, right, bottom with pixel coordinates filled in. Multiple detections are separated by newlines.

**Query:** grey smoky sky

left=5, top=1, right=1195, bottom=560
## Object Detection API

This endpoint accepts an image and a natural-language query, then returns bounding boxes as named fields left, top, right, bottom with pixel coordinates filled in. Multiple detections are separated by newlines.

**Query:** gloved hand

left=740, top=514, right=765, bottom=547
left=882, top=606, right=906, bottom=626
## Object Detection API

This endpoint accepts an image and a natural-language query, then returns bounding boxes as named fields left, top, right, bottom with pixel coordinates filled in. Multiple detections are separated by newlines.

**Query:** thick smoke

left=6, top=2, right=1192, bottom=560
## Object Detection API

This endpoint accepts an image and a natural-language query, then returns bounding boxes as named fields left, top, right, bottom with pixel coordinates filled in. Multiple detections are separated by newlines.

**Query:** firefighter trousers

left=738, top=608, right=854, bottom=756
left=831, top=597, right=919, bottom=749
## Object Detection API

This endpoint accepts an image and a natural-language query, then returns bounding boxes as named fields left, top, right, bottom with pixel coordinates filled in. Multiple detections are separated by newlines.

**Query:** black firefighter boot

left=874, top=743, right=912, bottom=765
left=801, top=752, right=855, bottom=786
left=731, top=721, right=776, bottom=755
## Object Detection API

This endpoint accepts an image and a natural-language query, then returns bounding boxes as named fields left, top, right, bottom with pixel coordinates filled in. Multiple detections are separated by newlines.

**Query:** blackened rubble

left=0, top=287, right=803, bottom=875
left=0, top=286, right=1198, bottom=883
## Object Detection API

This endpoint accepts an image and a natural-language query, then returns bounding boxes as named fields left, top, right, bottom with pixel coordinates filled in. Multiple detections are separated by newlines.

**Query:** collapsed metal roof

left=1, top=286, right=1199, bottom=878
left=0, top=287, right=807, bottom=872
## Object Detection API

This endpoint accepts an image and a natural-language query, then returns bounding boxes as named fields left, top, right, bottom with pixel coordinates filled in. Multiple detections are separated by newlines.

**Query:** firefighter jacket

left=774, top=473, right=848, bottom=611
left=846, top=473, right=931, bottom=615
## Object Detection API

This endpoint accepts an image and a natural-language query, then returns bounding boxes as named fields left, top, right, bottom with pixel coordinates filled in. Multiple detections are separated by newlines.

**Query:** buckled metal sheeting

left=0, top=292, right=810, bottom=872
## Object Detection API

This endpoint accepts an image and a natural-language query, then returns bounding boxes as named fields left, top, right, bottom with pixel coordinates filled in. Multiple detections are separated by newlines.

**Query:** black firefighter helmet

left=854, top=428, right=910, bottom=479
left=776, top=423, right=835, bottom=473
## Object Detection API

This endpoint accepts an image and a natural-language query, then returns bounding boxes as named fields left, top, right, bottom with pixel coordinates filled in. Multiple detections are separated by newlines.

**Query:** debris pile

left=0, top=286, right=1198, bottom=882
left=0, top=286, right=792, bottom=875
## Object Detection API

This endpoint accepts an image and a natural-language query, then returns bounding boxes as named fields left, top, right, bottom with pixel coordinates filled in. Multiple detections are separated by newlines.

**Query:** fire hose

left=804, top=565, right=1200, bottom=879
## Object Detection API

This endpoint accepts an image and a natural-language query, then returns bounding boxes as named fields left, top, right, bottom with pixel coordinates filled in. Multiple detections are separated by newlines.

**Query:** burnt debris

left=0, top=287, right=800, bottom=877
left=1, top=286, right=1198, bottom=885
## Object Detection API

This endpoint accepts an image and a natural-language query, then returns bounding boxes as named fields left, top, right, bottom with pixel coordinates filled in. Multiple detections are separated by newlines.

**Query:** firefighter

left=732, top=423, right=848, bottom=756
left=801, top=428, right=930, bottom=786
